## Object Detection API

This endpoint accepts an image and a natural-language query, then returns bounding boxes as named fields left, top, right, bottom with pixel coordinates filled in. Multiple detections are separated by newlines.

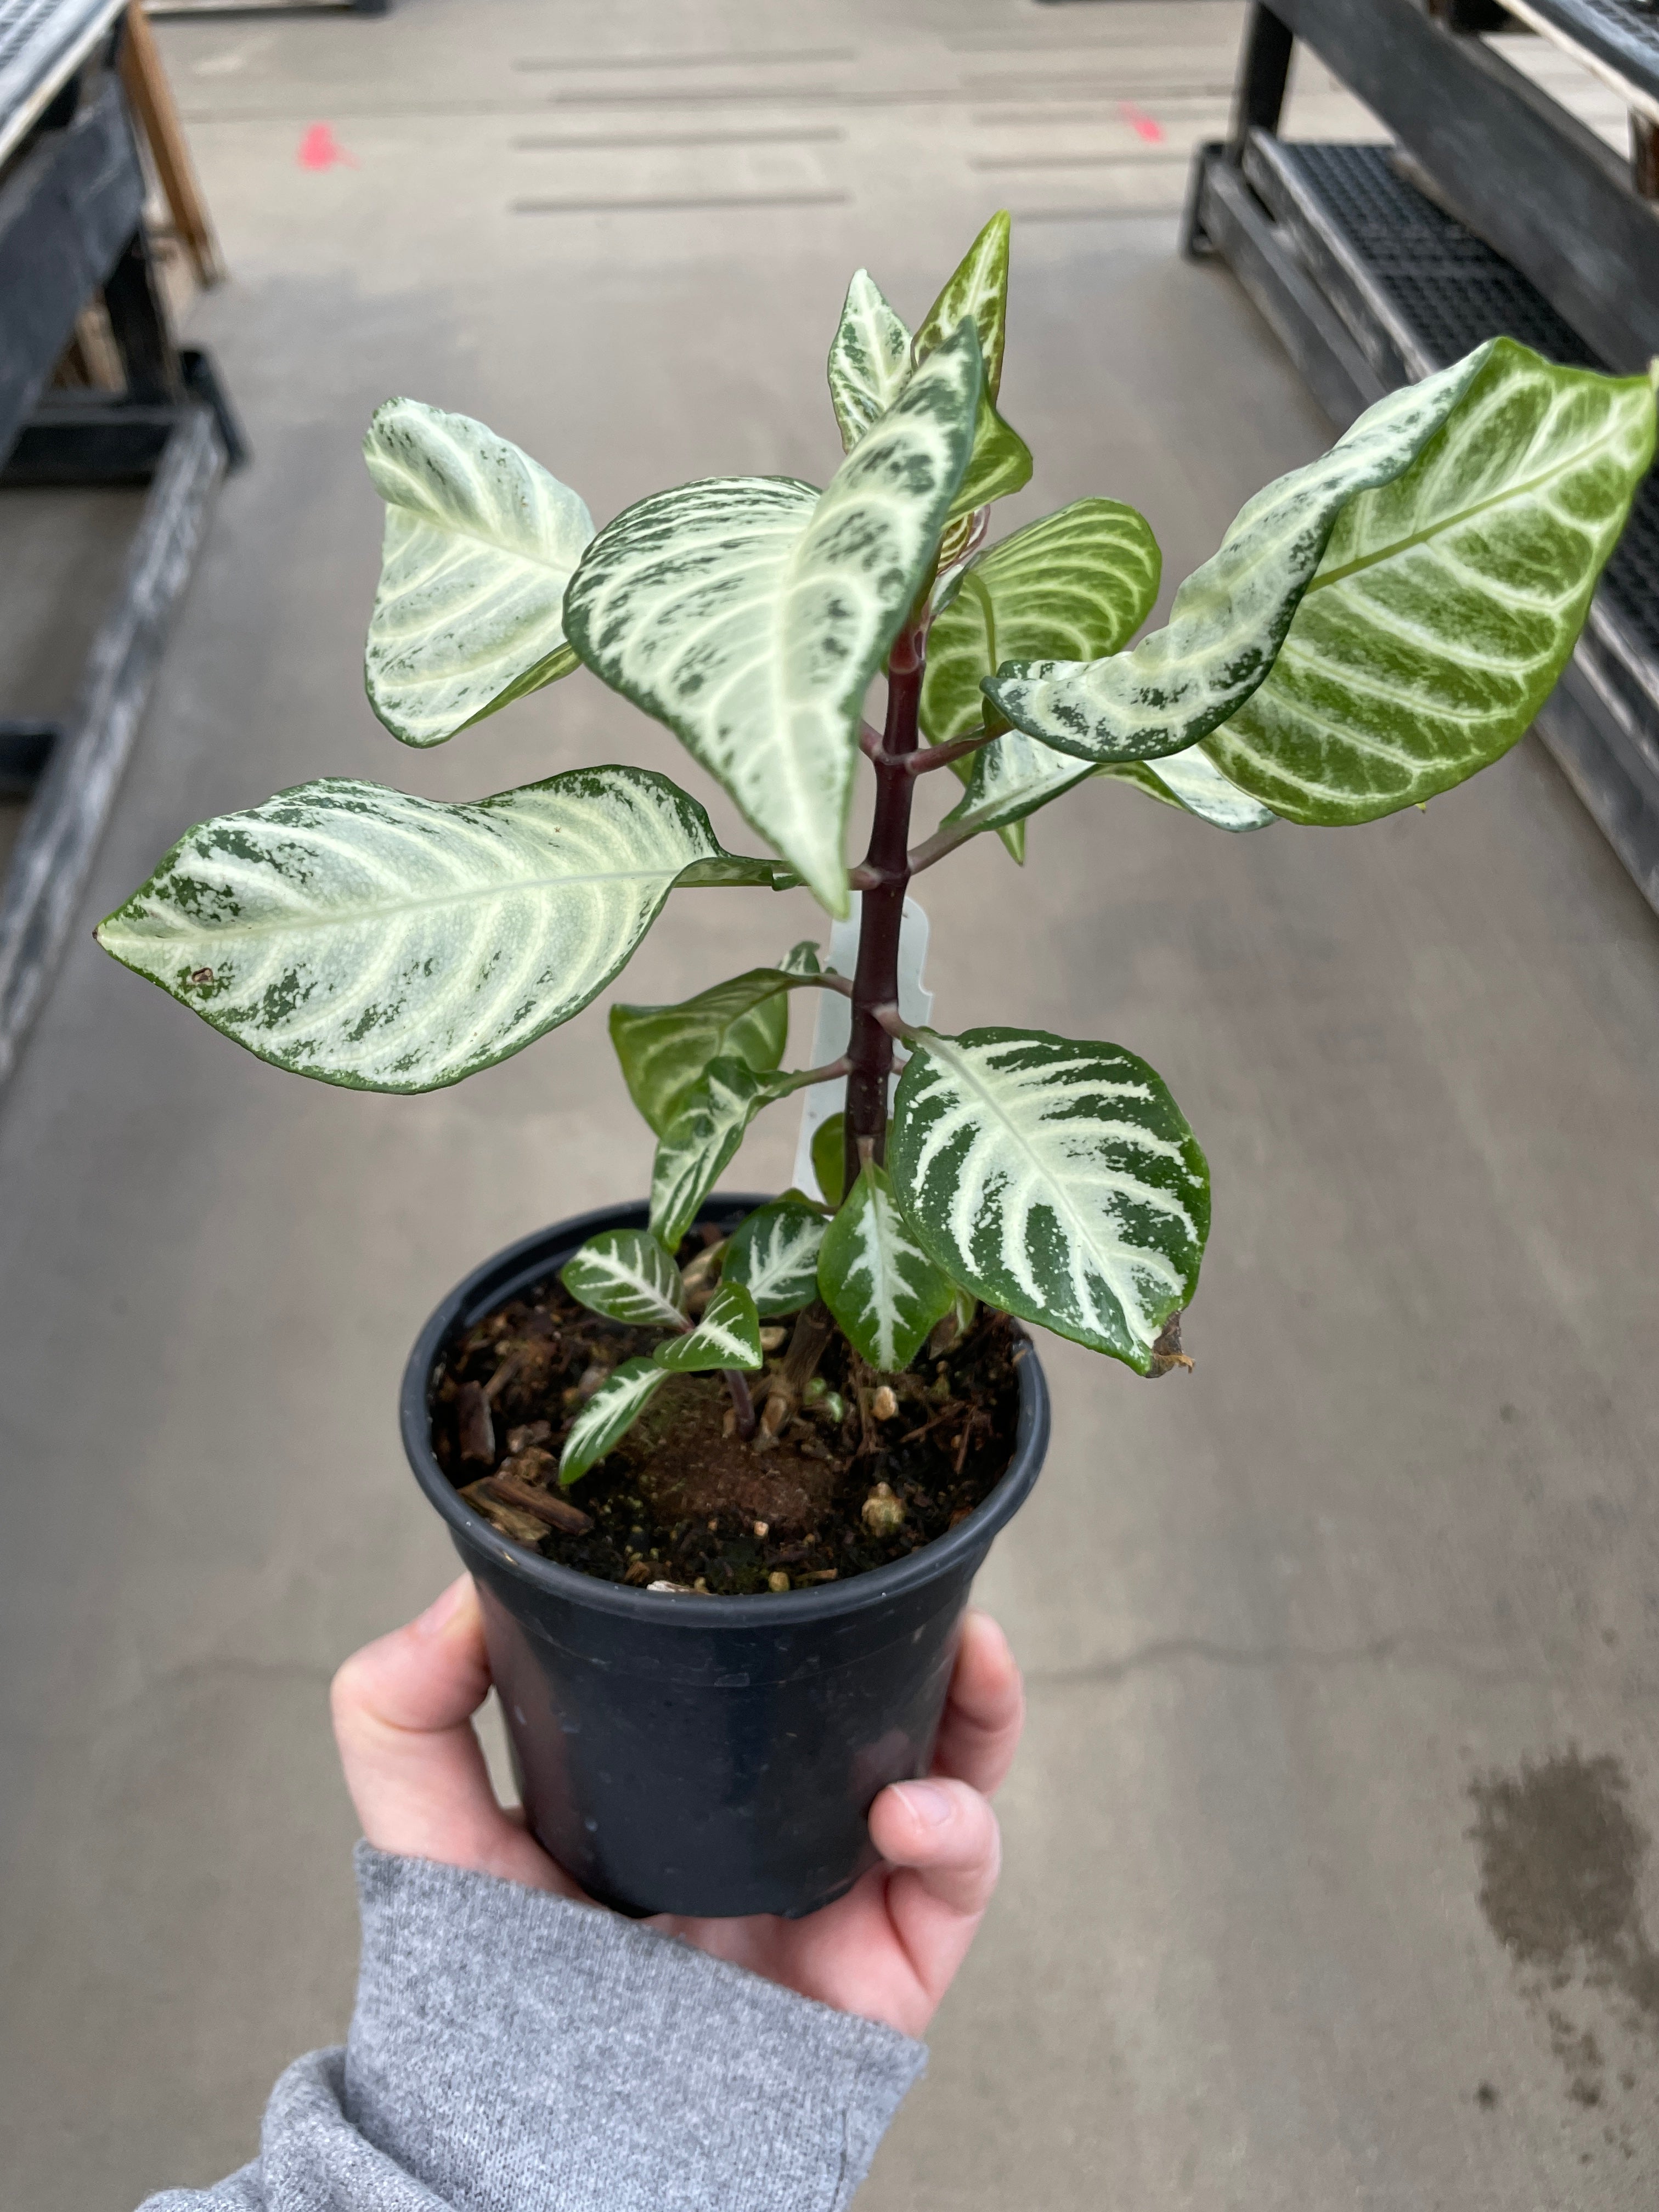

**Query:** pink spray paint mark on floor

left=1118, top=102, right=1166, bottom=145
left=298, top=123, right=356, bottom=170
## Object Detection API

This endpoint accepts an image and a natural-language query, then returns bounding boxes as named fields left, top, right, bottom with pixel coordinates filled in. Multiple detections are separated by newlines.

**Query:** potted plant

left=95, top=216, right=1655, bottom=1918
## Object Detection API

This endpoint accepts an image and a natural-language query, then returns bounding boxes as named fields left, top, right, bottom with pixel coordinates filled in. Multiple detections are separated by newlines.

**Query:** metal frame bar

left=1267, top=0, right=1659, bottom=371
left=0, top=405, right=225, bottom=1084
left=0, top=41, right=243, bottom=1082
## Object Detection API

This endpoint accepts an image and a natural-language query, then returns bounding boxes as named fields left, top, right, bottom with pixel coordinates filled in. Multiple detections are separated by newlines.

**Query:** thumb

left=330, top=1576, right=573, bottom=1895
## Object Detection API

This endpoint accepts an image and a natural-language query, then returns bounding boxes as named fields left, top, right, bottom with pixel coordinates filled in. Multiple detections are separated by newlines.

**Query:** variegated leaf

left=653, top=1283, right=764, bottom=1372
left=565, top=326, right=982, bottom=915
left=723, top=1199, right=828, bottom=1316
left=934, top=731, right=1274, bottom=862
left=923, top=501, right=1162, bottom=746
left=913, top=212, right=1028, bottom=522
left=985, top=346, right=1496, bottom=764
left=95, top=768, right=749, bottom=1093
left=828, top=269, right=912, bottom=453
left=951, top=379, right=1032, bottom=522
left=559, top=1358, right=668, bottom=1484
left=1201, top=341, right=1658, bottom=821
left=936, top=730, right=1091, bottom=861
left=913, top=210, right=1011, bottom=401
left=1098, top=749, right=1276, bottom=832
left=889, top=1026, right=1210, bottom=1374
left=650, top=1056, right=806, bottom=1251
left=924, top=499, right=1161, bottom=857
left=560, top=1229, right=686, bottom=1329
left=609, top=941, right=821, bottom=1137
left=363, top=399, right=594, bottom=748
left=817, top=1161, right=953, bottom=1373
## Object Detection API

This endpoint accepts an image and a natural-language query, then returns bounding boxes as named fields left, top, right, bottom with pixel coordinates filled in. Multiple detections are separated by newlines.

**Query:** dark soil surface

left=430, top=1230, right=1024, bottom=1595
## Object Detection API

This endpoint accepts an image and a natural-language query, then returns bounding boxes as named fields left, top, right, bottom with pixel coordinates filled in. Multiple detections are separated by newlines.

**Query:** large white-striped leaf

left=565, top=326, right=983, bottom=915
left=1201, top=342, right=1658, bottom=821
left=95, top=767, right=749, bottom=1093
left=985, top=346, right=1496, bottom=765
left=560, top=1358, right=668, bottom=1485
left=561, top=1230, right=687, bottom=1329
left=723, top=1199, right=828, bottom=1317
left=653, top=1283, right=764, bottom=1373
left=889, top=1027, right=1210, bottom=1373
left=818, top=1162, right=953, bottom=1373
left=650, top=1057, right=807, bottom=1250
left=363, top=400, right=594, bottom=748
left=609, top=942, right=821, bottom=1137
left=828, top=270, right=912, bottom=453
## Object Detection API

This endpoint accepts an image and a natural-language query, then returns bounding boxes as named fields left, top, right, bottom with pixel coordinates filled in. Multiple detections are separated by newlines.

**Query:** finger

left=929, top=1611, right=1024, bottom=1797
left=331, top=1577, right=573, bottom=1895
left=870, top=1776, right=1001, bottom=1916
left=868, top=1777, right=1002, bottom=2010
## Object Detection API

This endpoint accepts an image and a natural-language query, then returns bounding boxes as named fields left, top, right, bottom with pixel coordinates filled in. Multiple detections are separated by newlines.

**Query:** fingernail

left=412, top=1576, right=470, bottom=1638
left=892, top=1779, right=954, bottom=1827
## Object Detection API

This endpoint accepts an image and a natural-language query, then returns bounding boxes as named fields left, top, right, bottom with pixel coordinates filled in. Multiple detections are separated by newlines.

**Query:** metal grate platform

left=0, top=0, right=121, bottom=167
left=1189, top=132, right=1659, bottom=913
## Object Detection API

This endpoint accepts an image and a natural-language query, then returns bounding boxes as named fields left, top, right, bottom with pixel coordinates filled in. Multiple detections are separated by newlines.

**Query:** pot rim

left=401, top=1194, right=1049, bottom=1630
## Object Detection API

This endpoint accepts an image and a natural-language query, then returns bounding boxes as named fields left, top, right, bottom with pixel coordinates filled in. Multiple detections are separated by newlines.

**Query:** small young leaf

left=559, top=1358, right=668, bottom=1485
left=565, top=326, right=983, bottom=916
left=560, top=1230, right=686, bottom=1329
left=609, top=944, right=820, bottom=1136
left=649, top=1057, right=801, bottom=1251
left=812, top=1113, right=846, bottom=1209
left=985, top=345, right=1499, bottom=765
left=889, top=1026, right=1210, bottom=1374
left=949, top=378, right=1032, bottom=523
left=363, top=399, right=594, bottom=748
left=913, top=211, right=1012, bottom=402
left=828, top=269, right=912, bottom=453
left=723, top=1200, right=828, bottom=1317
left=1201, top=341, right=1659, bottom=821
left=939, top=729, right=1092, bottom=851
left=922, top=501, right=1162, bottom=748
left=817, top=1162, right=953, bottom=1373
left=96, top=768, right=752, bottom=1093
left=924, top=499, right=1161, bottom=857
left=652, top=1283, right=764, bottom=1373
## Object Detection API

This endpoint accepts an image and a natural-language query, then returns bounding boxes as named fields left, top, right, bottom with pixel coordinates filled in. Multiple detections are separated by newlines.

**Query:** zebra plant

left=96, top=215, right=1657, bottom=1483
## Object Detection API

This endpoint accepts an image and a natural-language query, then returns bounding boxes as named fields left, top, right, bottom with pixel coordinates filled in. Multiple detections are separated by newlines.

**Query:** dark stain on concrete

left=1468, top=1750, right=1659, bottom=2113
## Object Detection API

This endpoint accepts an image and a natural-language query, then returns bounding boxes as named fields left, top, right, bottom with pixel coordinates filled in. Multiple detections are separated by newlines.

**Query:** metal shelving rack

left=0, top=0, right=242, bottom=1085
left=1184, top=0, right=1659, bottom=915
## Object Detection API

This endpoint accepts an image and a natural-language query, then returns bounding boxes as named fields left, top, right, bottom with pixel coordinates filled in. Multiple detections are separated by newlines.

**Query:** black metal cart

left=0, top=0, right=241, bottom=1086
left=1186, top=0, right=1659, bottom=915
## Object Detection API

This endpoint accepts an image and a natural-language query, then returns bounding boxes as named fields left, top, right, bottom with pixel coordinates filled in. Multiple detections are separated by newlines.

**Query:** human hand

left=331, top=1574, right=1024, bottom=2039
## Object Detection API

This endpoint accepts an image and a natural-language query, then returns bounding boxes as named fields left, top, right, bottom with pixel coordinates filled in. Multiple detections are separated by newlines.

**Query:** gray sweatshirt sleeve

left=141, top=1842, right=927, bottom=2212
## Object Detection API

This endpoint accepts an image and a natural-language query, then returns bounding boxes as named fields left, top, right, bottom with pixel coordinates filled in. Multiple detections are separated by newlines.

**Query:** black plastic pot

left=401, top=1197, right=1049, bottom=1920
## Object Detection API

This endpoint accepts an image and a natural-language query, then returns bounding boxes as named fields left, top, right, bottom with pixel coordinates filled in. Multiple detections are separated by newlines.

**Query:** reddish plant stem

left=843, top=623, right=926, bottom=1199
left=724, top=1368, right=757, bottom=1441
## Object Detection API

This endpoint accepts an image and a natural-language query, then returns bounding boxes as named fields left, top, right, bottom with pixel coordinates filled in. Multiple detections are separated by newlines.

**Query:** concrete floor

left=4, top=3, right=1659, bottom=2205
